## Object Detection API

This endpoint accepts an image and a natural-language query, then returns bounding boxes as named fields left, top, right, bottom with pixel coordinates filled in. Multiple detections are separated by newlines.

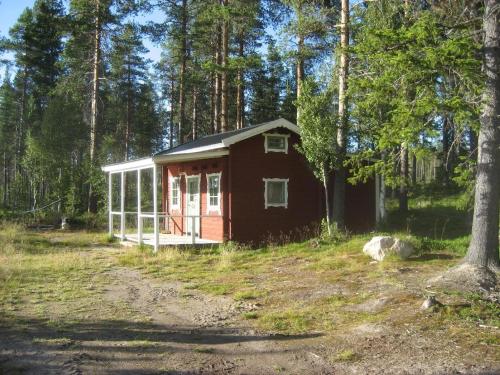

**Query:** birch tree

left=332, top=0, right=348, bottom=229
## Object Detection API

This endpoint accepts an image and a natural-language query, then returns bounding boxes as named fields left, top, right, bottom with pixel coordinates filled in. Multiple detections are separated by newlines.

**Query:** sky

left=0, top=0, right=163, bottom=69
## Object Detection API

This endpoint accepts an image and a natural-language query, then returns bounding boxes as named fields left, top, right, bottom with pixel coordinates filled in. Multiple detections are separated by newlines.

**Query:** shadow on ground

left=0, top=316, right=322, bottom=374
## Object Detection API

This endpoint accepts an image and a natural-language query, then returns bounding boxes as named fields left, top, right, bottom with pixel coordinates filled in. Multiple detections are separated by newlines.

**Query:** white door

left=185, top=176, right=200, bottom=237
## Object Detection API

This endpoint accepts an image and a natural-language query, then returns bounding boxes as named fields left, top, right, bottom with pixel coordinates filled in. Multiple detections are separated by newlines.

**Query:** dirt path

left=98, top=267, right=329, bottom=374
left=0, top=257, right=329, bottom=375
left=1, top=246, right=499, bottom=374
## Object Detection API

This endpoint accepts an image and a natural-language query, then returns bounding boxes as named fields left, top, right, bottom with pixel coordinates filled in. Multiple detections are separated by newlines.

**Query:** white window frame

left=170, top=176, right=180, bottom=211
left=206, top=172, right=222, bottom=214
left=263, top=178, right=289, bottom=209
left=263, top=133, right=290, bottom=154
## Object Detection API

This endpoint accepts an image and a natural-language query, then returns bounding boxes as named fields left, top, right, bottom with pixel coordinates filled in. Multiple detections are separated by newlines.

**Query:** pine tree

left=0, top=72, right=16, bottom=207
left=109, top=22, right=149, bottom=160
left=464, top=0, right=500, bottom=271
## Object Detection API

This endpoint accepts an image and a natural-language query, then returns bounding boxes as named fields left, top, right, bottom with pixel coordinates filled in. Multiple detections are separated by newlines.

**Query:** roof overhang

left=101, top=157, right=154, bottom=173
left=153, top=148, right=229, bottom=164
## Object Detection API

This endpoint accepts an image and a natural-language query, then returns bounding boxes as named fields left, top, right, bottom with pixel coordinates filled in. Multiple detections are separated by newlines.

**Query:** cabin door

left=185, top=175, right=200, bottom=237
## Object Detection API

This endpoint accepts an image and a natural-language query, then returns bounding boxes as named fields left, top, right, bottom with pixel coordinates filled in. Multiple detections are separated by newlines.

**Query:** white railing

left=110, top=211, right=222, bottom=247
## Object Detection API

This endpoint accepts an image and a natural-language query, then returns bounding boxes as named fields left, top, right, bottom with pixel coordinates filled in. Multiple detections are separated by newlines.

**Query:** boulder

left=363, top=236, right=414, bottom=261
left=362, top=236, right=395, bottom=261
left=391, top=238, right=414, bottom=259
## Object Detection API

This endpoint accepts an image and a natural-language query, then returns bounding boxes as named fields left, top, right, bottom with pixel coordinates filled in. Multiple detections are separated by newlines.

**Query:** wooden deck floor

left=117, top=233, right=220, bottom=247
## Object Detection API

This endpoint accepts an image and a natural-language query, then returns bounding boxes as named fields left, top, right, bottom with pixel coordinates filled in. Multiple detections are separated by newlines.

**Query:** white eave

left=153, top=148, right=229, bottom=163
left=101, top=157, right=154, bottom=173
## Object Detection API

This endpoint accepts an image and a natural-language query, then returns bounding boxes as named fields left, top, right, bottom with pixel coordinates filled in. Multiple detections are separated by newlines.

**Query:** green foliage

left=348, top=1, right=482, bottom=187
left=295, top=79, right=338, bottom=182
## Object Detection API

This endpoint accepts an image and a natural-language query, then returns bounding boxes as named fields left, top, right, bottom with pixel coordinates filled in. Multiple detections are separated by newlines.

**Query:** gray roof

left=155, top=119, right=292, bottom=156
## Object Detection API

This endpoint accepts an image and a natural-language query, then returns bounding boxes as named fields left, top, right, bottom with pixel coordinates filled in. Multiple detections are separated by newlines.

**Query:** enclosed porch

left=101, top=158, right=221, bottom=252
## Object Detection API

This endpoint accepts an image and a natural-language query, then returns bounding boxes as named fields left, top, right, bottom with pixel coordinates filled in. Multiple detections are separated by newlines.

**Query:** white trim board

left=154, top=149, right=229, bottom=164
left=102, top=158, right=154, bottom=173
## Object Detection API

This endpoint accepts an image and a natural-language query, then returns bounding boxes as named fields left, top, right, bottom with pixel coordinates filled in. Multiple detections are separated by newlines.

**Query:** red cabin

left=102, top=119, right=376, bottom=249
left=156, top=118, right=375, bottom=244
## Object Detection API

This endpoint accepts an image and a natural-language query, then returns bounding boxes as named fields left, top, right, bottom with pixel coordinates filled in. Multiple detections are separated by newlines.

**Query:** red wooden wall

left=162, top=157, right=228, bottom=242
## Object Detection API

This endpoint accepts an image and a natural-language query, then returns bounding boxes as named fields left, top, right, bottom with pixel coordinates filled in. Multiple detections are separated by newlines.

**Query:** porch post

left=191, top=216, right=196, bottom=245
left=120, top=171, right=125, bottom=240
left=108, top=172, right=113, bottom=236
left=153, top=164, right=159, bottom=253
left=137, top=169, right=142, bottom=245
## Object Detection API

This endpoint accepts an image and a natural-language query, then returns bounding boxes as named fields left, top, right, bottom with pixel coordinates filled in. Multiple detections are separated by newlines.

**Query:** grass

left=334, top=349, right=358, bottom=362
left=114, top=234, right=462, bottom=335
left=193, top=346, right=215, bottom=354
left=0, top=191, right=497, bottom=363
left=109, top=192, right=495, bottom=339
left=0, top=223, right=115, bottom=323
left=242, top=311, right=259, bottom=319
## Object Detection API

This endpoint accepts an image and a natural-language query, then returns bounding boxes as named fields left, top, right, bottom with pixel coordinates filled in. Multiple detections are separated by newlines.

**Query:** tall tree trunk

left=192, top=87, right=197, bottom=140
left=169, top=73, right=175, bottom=148
left=411, top=153, right=417, bottom=185
left=236, top=37, right=245, bottom=129
left=332, top=0, right=349, bottom=230
left=214, top=27, right=221, bottom=133
left=442, top=115, right=457, bottom=184
left=322, top=164, right=331, bottom=236
left=3, top=152, right=7, bottom=207
left=296, top=33, right=304, bottom=125
left=220, top=0, right=229, bottom=133
left=399, top=144, right=409, bottom=212
left=125, top=61, right=132, bottom=160
left=210, top=72, right=215, bottom=133
left=465, top=0, right=500, bottom=270
left=88, top=0, right=101, bottom=213
left=178, top=0, right=188, bottom=144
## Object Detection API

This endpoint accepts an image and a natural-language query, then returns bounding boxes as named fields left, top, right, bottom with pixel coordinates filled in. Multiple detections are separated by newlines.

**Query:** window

left=207, top=173, right=221, bottom=213
left=170, top=177, right=180, bottom=210
left=263, top=178, right=288, bottom=208
left=264, top=133, right=289, bottom=154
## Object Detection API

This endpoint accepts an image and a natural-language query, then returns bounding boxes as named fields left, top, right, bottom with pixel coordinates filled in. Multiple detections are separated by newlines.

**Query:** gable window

left=170, top=177, right=180, bottom=210
left=264, top=133, right=289, bottom=154
left=263, top=178, right=288, bottom=209
left=207, top=173, right=221, bottom=213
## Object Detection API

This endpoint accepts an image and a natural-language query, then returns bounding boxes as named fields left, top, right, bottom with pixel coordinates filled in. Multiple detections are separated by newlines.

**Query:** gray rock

left=391, top=238, right=414, bottom=259
left=421, top=295, right=442, bottom=310
left=363, top=236, right=395, bottom=261
left=363, top=236, right=415, bottom=261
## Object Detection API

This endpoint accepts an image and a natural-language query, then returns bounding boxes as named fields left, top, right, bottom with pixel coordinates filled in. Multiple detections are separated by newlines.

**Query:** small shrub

left=234, top=290, right=264, bottom=301
left=319, top=220, right=350, bottom=244
left=242, top=312, right=259, bottom=319
left=335, top=349, right=358, bottom=362
left=259, top=310, right=312, bottom=334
